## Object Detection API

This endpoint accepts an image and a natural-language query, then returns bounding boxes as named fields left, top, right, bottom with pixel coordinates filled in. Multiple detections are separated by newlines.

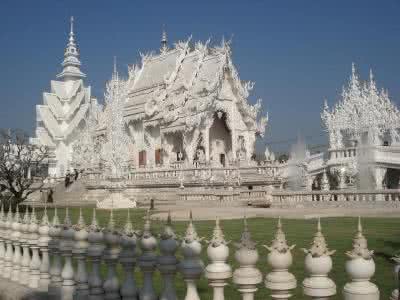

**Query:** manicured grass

left=36, top=208, right=399, bottom=299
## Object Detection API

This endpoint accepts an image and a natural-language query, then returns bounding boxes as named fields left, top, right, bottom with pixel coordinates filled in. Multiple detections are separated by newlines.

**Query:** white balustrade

left=205, top=218, right=232, bottom=300
left=0, top=208, right=398, bottom=300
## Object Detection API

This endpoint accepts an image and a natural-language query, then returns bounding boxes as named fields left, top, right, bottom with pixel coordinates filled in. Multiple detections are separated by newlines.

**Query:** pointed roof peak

left=160, top=25, right=169, bottom=54
left=57, top=16, right=86, bottom=81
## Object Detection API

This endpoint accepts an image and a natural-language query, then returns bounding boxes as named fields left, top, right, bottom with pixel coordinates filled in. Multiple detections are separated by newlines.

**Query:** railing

left=0, top=207, right=394, bottom=300
left=83, top=164, right=281, bottom=185
left=271, top=189, right=400, bottom=207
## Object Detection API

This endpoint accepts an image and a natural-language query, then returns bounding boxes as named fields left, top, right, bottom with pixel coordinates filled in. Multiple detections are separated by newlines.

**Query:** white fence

left=0, top=205, right=396, bottom=300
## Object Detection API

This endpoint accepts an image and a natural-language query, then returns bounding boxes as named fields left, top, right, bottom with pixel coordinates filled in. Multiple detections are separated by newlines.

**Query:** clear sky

left=1, top=0, right=399, bottom=153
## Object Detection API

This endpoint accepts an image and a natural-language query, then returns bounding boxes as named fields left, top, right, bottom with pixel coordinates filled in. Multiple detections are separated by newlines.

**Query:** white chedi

left=302, top=218, right=336, bottom=299
left=343, top=217, right=379, bottom=300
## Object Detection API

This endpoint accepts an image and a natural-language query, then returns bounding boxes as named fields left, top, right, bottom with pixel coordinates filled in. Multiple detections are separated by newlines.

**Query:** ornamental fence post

left=302, top=218, right=336, bottom=300
left=87, top=208, right=105, bottom=300
left=179, top=211, right=204, bottom=300
left=38, top=207, right=51, bottom=290
left=120, top=209, right=138, bottom=300
left=102, top=209, right=121, bottom=300
left=48, top=207, right=63, bottom=299
left=60, top=208, right=76, bottom=300
left=0, top=204, right=6, bottom=274
left=205, top=217, right=232, bottom=300
left=233, top=217, right=262, bottom=300
left=28, top=206, right=41, bottom=289
left=3, top=206, right=14, bottom=279
left=138, top=211, right=157, bottom=300
left=343, top=217, right=379, bottom=300
left=158, top=212, right=179, bottom=300
left=11, top=205, right=22, bottom=282
left=264, top=217, right=296, bottom=300
left=20, top=207, right=32, bottom=286
left=73, top=208, right=90, bottom=300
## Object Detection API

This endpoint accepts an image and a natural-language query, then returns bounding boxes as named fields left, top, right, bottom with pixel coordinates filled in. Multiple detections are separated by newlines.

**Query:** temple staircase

left=25, top=179, right=92, bottom=207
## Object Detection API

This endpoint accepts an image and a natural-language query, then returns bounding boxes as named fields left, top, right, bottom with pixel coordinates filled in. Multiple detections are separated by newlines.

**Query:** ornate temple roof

left=124, top=36, right=267, bottom=136
left=321, top=64, right=400, bottom=144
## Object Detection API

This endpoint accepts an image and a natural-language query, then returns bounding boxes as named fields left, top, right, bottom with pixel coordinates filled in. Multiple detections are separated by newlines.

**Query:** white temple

left=96, top=33, right=268, bottom=171
left=31, top=17, right=100, bottom=177
left=30, top=18, right=400, bottom=205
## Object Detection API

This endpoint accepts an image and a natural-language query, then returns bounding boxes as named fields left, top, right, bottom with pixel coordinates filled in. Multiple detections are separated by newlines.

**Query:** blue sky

left=1, top=0, right=399, bottom=153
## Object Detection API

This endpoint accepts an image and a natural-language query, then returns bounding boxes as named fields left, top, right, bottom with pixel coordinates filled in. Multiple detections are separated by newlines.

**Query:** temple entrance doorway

left=220, top=153, right=226, bottom=167
left=209, top=112, right=232, bottom=166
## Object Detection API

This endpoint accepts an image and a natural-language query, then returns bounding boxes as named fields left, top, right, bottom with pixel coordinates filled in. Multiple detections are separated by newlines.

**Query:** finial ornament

left=184, top=211, right=201, bottom=242
left=264, top=217, right=295, bottom=253
left=75, top=208, right=86, bottom=230
left=52, top=207, right=60, bottom=226
left=234, top=215, right=256, bottom=250
left=41, top=205, right=50, bottom=226
left=107, top=208, right=116, bottom=231
left=207, top=217, right=229, bottom=247
left=123, top=209, right=135, bottom=236
left=160, top=211, right=176, bottom=240
left=346, top=217, right=373, bottom=260
left=302, top=218, right=335, bottom=257
left=89, top=208, right=100, bottom=231
left=63, top=207, right=71, bottom=227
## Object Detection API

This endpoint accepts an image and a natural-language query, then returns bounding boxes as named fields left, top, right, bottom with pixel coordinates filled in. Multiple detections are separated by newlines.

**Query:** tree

left=0, top=129, right=49, bottom=205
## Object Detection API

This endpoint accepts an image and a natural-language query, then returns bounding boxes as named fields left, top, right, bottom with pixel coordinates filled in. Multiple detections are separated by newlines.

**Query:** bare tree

left=0, top=129, right=49, bottom=205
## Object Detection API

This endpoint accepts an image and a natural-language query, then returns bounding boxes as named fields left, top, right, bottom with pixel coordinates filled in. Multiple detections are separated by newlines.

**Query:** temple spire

left=160, top=25, right=168, bottom=54
left=57, top=16, right=86, bottom=80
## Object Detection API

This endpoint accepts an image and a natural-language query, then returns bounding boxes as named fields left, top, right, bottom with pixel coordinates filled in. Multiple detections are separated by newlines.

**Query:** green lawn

left=35, top=208, right=399, bottom=300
